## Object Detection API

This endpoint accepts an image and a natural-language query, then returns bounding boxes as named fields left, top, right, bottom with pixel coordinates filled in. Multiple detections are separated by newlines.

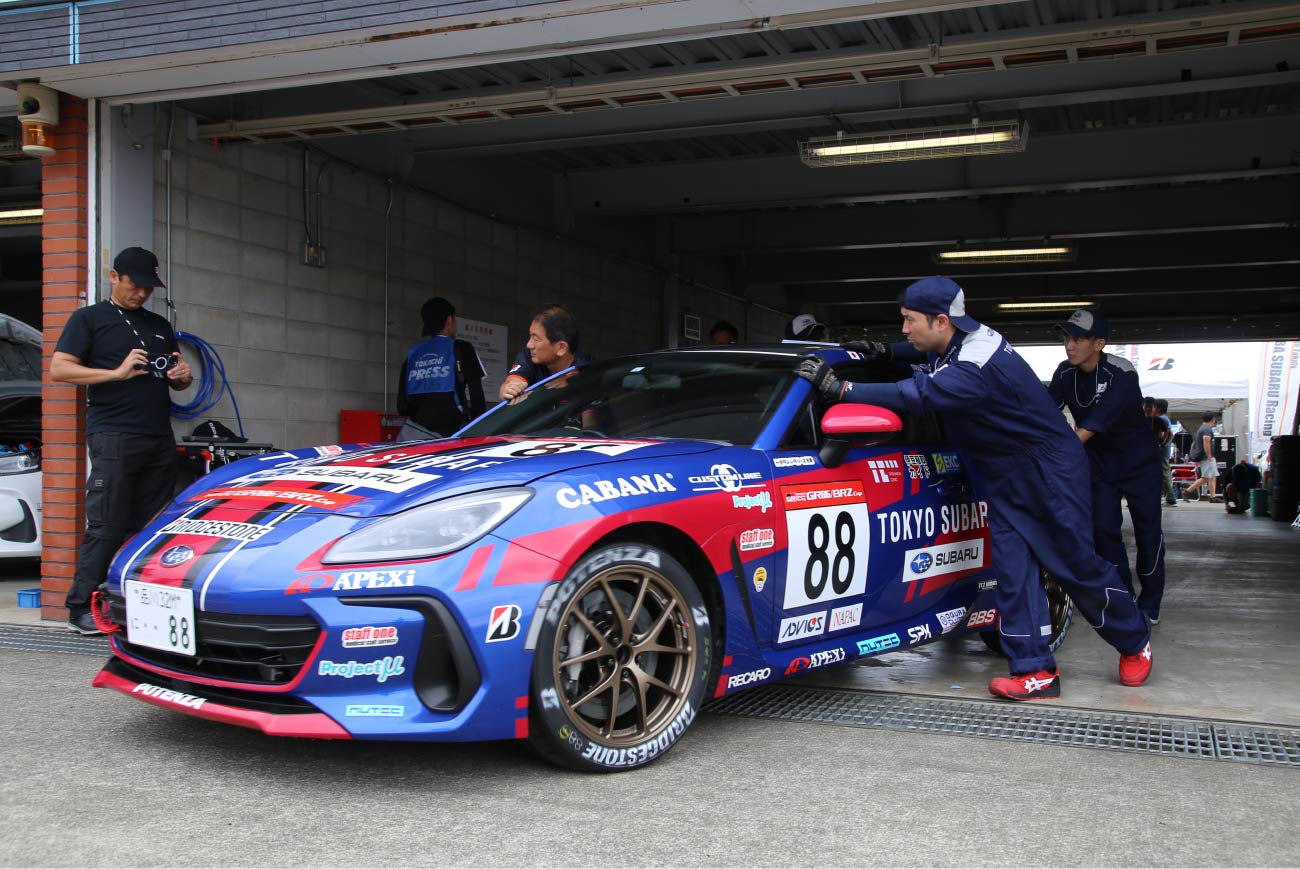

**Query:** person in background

left=49, top=247, right=194, bottom=635
left=1154, top=398, right=1177, bottom=506
left=1184, top=410, right=1221, bottom=502
left=498, top=303, right=589, bottom=401
left=709, top=320, right=740, bottom=344
left=1223, top=456, right=1262, bottom=514
left=397, top=297, right=485, bottom=437
left=795, top=276, right=1153, bottom=701
left=783, top=314, right=827, bottom=342
left=1048, top=311, right=1165, bottom=625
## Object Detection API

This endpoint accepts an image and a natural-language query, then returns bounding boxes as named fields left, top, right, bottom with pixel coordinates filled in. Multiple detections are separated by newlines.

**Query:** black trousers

left=67, top=432, right=177, bottom=616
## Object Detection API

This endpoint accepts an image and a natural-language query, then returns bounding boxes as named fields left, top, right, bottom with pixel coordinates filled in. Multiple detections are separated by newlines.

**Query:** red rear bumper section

left=92, top=665, right=351, bottom=740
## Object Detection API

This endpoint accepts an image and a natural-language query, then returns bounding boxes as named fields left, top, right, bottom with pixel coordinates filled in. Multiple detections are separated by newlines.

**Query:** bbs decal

left=779, top=481, right=870, bottom=610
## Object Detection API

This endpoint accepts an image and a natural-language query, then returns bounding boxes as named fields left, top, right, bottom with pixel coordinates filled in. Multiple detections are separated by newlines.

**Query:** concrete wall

left=152, top=112, right=781, bottom=450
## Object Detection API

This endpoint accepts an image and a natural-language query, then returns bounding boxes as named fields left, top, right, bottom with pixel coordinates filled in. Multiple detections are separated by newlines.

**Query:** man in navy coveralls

left=1047, top=309, right=1165, bottom=624
left=795, top=277, right=1153, bottom=700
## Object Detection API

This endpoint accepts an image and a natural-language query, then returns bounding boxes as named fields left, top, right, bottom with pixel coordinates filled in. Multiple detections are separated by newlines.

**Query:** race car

left=92, top=345, right=1070, bottom=771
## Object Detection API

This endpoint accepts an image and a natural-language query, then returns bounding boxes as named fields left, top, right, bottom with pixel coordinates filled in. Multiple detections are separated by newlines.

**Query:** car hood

left=174, top=435, right=726, bottom=518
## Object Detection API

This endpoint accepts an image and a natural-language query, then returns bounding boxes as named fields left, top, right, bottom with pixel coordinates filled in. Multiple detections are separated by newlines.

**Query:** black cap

left=420, top=297, right=455, bottom=336
left=113, top=247, right=166, bottom=289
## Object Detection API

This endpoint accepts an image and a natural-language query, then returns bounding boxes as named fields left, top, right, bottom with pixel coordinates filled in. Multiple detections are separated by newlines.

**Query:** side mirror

left=818, top=404, right=903, bottom=468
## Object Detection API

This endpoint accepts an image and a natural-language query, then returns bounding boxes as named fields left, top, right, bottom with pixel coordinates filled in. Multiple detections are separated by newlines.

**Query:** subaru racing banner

left=1253, top=340, right=1300, bottom=447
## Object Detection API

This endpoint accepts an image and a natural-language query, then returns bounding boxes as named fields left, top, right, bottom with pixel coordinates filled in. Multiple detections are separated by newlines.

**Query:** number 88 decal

left=781, top=481, right=870, bottom=610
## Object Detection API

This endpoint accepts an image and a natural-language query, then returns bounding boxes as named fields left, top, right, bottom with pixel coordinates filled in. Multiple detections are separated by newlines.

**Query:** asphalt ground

left=3, top=647, right=1298, bottom=867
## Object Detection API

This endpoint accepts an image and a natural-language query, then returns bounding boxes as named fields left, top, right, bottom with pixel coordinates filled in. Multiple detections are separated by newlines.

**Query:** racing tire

left=528, top=543, right=713, bottom=772
left=980, top=572, right=1074, bottom=655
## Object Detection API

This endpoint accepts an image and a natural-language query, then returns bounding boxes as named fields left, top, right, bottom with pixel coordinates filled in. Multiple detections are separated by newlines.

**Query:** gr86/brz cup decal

left=780, top=480, right=869, bottom=610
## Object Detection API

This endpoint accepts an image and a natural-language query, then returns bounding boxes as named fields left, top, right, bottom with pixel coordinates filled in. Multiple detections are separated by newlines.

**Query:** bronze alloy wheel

left=552, top=563, right=696, bottom=745
left=529, top=543, right=712, bottom=771
left=980, top=569, right=1074, bottom=655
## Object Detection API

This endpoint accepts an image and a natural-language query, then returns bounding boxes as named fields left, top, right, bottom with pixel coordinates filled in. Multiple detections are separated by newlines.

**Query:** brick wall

left=40, top=96, right=89, bottom=620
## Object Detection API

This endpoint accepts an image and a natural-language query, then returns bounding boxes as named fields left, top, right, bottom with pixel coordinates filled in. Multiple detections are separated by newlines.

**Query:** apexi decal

left=904, top=453, right=930, bottom=480
left=203, top=487, right=363, bottom=510
left=784, top=647, right=847, bottom=675
left=907, top=624, right=933, bottom=644
left=778, top=611, right=826, bottom=643
left=876, top=501, right=989, bottom=543
left=486, top=604, right=522, bottom=642
left=773, top=455, right=817, bottom=468
left=931, top=451, right=964, bottom=475
left=857, top=633, right=901, bottom=655
left=732, top=492, right=773, bottom=512
left=580, top=702, right=695, bottom=767
left=555, top=474, right=675, bottom=508
left=828, top=603, right=863, bottom=632
left=160, top=518, right=270, bottom=542
left=345, top=705, right=404, bottom=717
left=132, top=682, right=205, bottom=709
left=341, top=626, right=399, bottom=648
left=727, top=667, right=771, bottom=689
left=902, top=539, right=986, bottom=582
left=317, top=656, right=406, bottom=683
left=739, top=528, right=775, bottom=552
left=159, top=545, right=194, bottom=567
left=285, top=570, right=416, bottom=595
left=688, top=463, right=764, bottom=493
left=937, top=607, right=967, bottom=633
left=240, top=465, right=441, bottom=493
left=867, top=458, right=902, bottom=484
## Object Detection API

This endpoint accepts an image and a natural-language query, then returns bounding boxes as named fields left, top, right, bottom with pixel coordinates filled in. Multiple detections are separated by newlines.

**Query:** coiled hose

left=170, top=330, right=246, bottom=437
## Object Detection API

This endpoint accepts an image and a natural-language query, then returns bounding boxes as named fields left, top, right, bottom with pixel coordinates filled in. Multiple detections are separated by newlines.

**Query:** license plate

left=125, top=580, right=197, bottom=656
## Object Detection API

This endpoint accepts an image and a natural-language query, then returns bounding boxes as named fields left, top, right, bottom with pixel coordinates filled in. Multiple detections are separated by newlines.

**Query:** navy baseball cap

left=113, top=247, right=166, bottom=289
left=901, top=276, right=979, bottom=332
left=1056, top=309, right=1108, bottom=339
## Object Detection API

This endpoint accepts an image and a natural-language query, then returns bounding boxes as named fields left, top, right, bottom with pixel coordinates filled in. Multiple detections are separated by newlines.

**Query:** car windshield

left=461, top=351, right=800, bottom=446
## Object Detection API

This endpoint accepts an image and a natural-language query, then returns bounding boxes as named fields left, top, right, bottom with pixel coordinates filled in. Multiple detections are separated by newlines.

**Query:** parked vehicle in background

left=0, top=314, right=42, bottom=559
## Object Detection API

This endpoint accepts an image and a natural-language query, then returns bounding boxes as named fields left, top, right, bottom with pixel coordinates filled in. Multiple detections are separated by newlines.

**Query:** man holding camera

left=50, top=247, right=192, bottom=635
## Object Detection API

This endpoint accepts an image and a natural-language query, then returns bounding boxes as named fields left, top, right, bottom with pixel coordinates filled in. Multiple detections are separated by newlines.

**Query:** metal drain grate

left=0, top=624, right=109, bottom=656
left=710, top=684, right=1300, bottom=767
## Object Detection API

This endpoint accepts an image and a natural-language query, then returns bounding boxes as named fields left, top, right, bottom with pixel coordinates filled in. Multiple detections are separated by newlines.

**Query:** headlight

left=0, top=451, right=39, bottom=475
left=322, top=488, right=533, bottom=565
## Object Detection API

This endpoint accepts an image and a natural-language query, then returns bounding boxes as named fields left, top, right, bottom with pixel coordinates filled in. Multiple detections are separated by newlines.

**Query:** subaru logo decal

left=910, top=552, right=933, bottom=575
left=160, top=545, right=195, bottom=567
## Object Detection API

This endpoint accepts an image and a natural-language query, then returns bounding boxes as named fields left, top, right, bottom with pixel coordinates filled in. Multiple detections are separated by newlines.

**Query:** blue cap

left=901, top=276, right=979, bottom=332
left=1056, top=308, right=1108, bottom=339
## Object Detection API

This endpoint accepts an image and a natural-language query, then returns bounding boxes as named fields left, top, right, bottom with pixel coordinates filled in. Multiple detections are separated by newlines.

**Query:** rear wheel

left=528, top=544, right=712, bottom=771
left=981, top=572, right=1073, bottom=655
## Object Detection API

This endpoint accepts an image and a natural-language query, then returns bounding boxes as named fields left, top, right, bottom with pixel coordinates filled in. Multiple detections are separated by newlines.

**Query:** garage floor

left=796, top=498, right=1300, bottom=727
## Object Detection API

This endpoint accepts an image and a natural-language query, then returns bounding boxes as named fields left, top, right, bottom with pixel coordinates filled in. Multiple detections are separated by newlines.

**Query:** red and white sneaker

left=1119, top=643, right=1153, bottom=686
left=988, top=669, right=1061, bottom=701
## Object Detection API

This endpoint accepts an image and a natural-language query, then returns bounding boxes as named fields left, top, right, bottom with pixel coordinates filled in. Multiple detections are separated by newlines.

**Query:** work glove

left=840, top=340, right=892, bottom=361
left=795, top=355, right=844, bottom=403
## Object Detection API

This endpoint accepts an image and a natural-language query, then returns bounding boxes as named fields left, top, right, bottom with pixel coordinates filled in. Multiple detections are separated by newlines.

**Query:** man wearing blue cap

left=1048, top=310, right=1165, bottom=624
left=795, top=276, right=1153, bottom=700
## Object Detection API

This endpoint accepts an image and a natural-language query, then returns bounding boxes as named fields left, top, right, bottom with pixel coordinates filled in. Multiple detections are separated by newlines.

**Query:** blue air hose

left=171, top=330, right=246, bottom=437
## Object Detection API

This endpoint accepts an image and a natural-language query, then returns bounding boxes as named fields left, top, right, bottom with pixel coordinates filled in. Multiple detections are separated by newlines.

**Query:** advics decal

left=778, top=611, right=826, bottom=644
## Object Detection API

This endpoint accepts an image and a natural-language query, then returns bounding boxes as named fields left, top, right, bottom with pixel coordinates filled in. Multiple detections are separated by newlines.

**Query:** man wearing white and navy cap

left=1048, top=309, right=1165, bottom=624
left=783, top=314, right=827, bottom=342
left=795, top=276, right=1153, bottom=700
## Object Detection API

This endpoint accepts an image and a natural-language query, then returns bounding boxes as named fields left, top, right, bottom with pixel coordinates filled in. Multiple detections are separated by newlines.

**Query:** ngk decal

left=780, top=481, right=869, bottom=610
left=739, top=528, right=775, bottom=552
left=726, top=667, right=771, bottom=689
left=902, top=540, right=986, bottom=582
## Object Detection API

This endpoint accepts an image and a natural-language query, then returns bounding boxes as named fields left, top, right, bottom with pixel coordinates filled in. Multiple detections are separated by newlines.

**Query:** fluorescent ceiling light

left=0, top=207, right=43, bottom=225
left=997, top=301, right=1094, bottom=312
left=800, top=121, right=1027, bottom=167
left=934, top=243, right=1074, bottom=265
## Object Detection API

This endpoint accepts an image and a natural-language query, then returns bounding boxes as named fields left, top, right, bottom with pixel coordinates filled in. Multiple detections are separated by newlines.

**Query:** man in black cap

left=1047, top=310, right=1166, bottom=625
left=397, top=297, right=486, bottom=437
left=50, top=247, right=193, bottom=635
left=795, top=276, right=1153, bottom=700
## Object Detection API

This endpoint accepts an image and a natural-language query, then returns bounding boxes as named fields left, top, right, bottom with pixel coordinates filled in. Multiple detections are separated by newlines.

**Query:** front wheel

left=981, top=572, right=1074, bottom=655
left=528, top=544, right=713, bottom=772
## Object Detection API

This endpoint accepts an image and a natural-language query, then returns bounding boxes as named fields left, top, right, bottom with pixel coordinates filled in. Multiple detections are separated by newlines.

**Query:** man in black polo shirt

left=498, top=304, right=590, bottom=401
left=50, top=247, right=193, bottom=634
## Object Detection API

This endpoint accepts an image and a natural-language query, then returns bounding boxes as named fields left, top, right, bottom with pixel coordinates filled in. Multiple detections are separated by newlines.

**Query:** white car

left=0, top=315, right=42, bottom=559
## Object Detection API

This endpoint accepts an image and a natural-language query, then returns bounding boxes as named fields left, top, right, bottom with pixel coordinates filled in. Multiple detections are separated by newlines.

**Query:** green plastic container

left=1249, top=487, right=1270, bottom=517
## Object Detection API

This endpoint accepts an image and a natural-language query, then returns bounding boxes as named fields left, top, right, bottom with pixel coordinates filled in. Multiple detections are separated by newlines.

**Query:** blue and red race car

left=92, top=346, right=1070, bottom=770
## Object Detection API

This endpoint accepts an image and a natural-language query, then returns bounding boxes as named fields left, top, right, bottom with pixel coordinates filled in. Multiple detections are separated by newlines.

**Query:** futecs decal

left=241, top=465, right=442, bottom=493
left=739, top=528, right=775, bottom=552
left=159, top=518, right=270, bottom=542
left=688, top=463, right=764, bottom=493
left=936, top=607, right=967, bottom=633
left=555, top=474, right=675, bottom=508
left=931, top=451, right=964, bottom=475
left=752, top=567, right=768, bottom=593
left=204, top=486, right=363, bottom=510
left=159, top=545, right=194, bottom=567
left=857, top=633, right=900, bottom=656
left=780, top=481, right=869, bottom=610
left=345, top=705, right=404, bottom=717
left=778, top=611, right=827, bottom=644
left=317, top=656, right=406, bottom=683
left=341, top=626, right=399, bottom=648
left=902, top=539, right=986, bottom=582
left=486, top=604, right=522, bottom=642
left=773, top=455, right=817, bottom=468
left=828, top=603, right=863, bottom=632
